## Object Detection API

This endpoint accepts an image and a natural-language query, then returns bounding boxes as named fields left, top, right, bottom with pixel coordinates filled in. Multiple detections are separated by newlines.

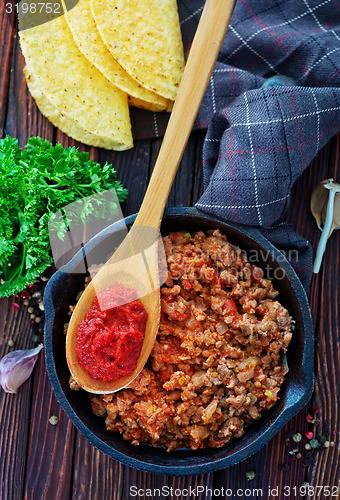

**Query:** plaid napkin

left=132, top=0, right=340, bottom=288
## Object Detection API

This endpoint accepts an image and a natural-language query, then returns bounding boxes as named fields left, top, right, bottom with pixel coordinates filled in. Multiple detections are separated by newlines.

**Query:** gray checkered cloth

left=132, top=0, right=340, bottom=288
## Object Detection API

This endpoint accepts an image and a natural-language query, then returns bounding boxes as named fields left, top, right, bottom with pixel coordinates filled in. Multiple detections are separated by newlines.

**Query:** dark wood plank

left=167, top=136, right=197, bottom=208
left=71, top=434, right=123, bottom=500
left=111, top=140, right=152, bottom=217
left=304, top=135, right=340, bottom=493
left=191, top=130, right=205, bottom=205
left=23, top=356, right=75, bottom=500
left=121, top=471, right=213, bottom=500
left=284, top=136, right=340, bottom=493
left=171, top=474, right=213, bottom=500
left=0, top=297, right=36, bottom=500
left=5, top=33, right=54, bottom=146
left=0, top=23, right=55, bottom=500
left=121, top=469, right=172, bottom=500
left=308, top=229, right=340, bottom=493
left=149, top=131, right=204, bottom=209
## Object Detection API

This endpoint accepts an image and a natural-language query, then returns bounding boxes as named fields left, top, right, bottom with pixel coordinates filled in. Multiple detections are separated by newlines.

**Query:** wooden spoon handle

left=135, top=0, right=236, bottom=228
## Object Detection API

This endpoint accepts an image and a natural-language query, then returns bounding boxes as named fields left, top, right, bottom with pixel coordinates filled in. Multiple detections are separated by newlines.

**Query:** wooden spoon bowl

left=66, top=225, right=163, bottom=393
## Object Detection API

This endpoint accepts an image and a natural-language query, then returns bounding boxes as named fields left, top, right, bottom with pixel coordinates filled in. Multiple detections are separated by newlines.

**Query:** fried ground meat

left=72, top=230, right=293, bottom=451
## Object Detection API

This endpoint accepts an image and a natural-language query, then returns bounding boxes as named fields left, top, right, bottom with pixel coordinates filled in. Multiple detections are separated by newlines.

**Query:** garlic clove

left=311, top=179, right=340, bottom=274
left=312, top=180, right=340, bottom=237
left=329, top=192, right=340, bottom=237
left=310, top=180, right=330, bottom=230
left=0, top=344, right=43, bottom=393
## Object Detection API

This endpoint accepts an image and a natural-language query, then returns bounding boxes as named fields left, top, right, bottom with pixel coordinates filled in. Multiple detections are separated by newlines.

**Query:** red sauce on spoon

left=75, top=285, right=147, bottom=382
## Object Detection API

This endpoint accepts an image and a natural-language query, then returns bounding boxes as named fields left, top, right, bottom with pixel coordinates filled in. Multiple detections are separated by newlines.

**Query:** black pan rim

left=44, top=207, right=314, bottom=475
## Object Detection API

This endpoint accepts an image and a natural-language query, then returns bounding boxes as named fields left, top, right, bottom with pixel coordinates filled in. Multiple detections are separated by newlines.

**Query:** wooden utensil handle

left=135, top=0, right=236, bottom=228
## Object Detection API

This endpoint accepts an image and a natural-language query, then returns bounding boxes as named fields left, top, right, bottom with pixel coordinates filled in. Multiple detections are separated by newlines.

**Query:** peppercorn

left=293, top=433, right=302, bottom=442
left=310, top=439, right=319, bottom=449
left=245, top=470, right=256, bottom=481
left=281, top=463, right=290, bottom=472
left=49, top=415, right=59, bottom=425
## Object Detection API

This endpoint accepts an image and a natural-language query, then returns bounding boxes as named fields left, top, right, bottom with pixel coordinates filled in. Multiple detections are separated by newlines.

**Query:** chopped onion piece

left=217, top=323, right=227, bottom=334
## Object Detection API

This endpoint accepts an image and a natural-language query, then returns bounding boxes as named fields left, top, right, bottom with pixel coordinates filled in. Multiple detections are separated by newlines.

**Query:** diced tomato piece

left=224, top=299, right=237, bottom=315
left=256, top=305, right=267, bottom=317
left=183, top=279, right=192, bottom=289
left=159, top=368, right=172, bottom=382
left=252, top=266, right=263, bottom=283
left=212, top=269, right=221, bottom=287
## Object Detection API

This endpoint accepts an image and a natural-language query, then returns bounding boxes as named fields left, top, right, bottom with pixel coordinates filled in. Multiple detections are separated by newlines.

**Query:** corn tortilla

left=61, top=0, right=170, bottom=112
left=91, top=0, right=185, bottom=101
left=24, top=67, right=128, bottom=150
left=19, top=5, right=133, bottom=150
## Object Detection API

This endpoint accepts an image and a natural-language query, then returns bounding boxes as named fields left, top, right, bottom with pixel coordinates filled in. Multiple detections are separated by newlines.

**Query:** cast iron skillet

left=44, top=207, right=314, bottom=475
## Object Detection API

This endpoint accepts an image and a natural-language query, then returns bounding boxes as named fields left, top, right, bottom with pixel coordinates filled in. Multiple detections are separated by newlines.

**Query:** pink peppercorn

left=306, top=414, right=313, bottom=423
left=305, top=431, right=314, bottom=440
left=20, top=290, right=30, bottom=298
left=12, top=302, right=20, bottom=310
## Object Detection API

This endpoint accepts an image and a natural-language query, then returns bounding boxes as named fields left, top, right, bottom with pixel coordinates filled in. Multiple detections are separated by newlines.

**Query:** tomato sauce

left=75, top=285, right=147, bottom=381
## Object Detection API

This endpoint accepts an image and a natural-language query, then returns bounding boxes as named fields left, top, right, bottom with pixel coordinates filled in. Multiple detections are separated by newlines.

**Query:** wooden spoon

left=66, top=0, right=236, bottom=393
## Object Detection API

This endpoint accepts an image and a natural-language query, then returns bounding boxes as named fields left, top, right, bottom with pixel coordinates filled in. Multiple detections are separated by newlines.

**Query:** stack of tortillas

left=19, top=0, right=185, bottom=150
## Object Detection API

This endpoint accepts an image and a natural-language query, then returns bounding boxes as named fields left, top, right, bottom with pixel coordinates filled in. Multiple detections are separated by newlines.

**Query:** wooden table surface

left=1, top=6, right=340, bottom=500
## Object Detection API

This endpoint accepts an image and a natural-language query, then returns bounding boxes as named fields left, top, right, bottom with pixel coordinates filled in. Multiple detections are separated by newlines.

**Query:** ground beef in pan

left=71, top=230, right=293, bottom=451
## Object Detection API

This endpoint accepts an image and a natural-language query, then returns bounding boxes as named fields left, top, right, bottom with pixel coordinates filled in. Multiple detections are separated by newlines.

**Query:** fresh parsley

left=0, top=136, right=128, bottom=298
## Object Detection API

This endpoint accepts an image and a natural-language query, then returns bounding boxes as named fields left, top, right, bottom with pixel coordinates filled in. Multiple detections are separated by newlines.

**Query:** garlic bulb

left=0, top=344, right=43, bottom=393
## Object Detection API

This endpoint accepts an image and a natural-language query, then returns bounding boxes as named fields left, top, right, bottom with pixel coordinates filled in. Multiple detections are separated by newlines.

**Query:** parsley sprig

left=0, top=136, right=128, bottom=298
